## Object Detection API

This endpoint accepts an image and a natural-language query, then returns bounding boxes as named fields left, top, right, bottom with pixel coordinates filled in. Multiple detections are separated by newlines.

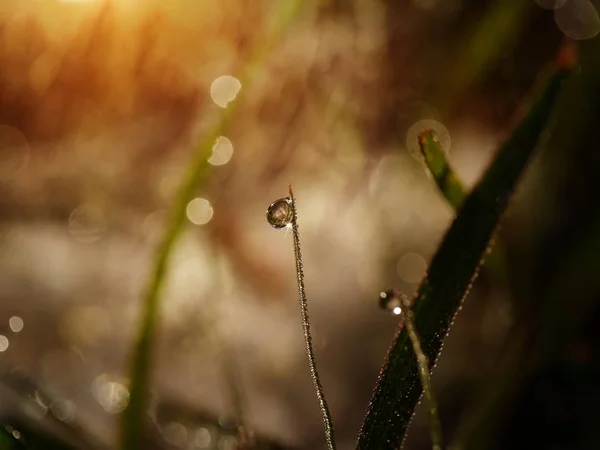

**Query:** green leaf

left=418, top=130, right=508, bottom=285
left=357, top=66, right=570, bottom=450
left=418, top=132, right=466, bottom=210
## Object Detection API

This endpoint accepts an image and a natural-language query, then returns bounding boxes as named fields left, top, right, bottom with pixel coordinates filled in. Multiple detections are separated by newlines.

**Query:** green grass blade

left=418, top=132, right=466, bottom=210
left=418, top=130, right=508, bottom=285
left=399, top=294, right=443, bottom=450
left=357, top=66, right=570, bottom=450
left=119, top=2, right=303, bottom=448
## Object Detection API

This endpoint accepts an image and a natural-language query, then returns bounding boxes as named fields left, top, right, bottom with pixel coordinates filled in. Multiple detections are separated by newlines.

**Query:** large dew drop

left=379, top=290, right=406, bottom=315
left=266, top=197, right=293, bottom=229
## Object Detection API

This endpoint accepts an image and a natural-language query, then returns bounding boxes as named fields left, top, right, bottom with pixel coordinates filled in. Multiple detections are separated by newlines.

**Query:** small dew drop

left=162, top=422, right=188, bottom=448
left=555, top=0, right=600, bottom=40
left=208, top=136, right=234, bottom=166
left=194, top=427, right=212, bottom=448
left=379, top=290, right=405, bottom=315
left=0, top=335, right=9, bottom=352
left=210, top=75, right=242, bottom=108
left=50, top=399, right=76, bottom=422
left=92, top=375, right=129, bottom=414
left=186, top=198, right=214, bottom=226
left=397, top=252, right=428, bottom=284
left=217, top=435, right=238, bottom=450
left=266, top=197, right=293, bottom=229
left=9, top=316, right=24, bottom=333
left=68, top=205, right=106, bottom=244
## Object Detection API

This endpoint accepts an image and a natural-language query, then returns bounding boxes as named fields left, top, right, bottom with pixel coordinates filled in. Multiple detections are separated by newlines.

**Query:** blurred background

left=1, top=0, right=600, bottom=449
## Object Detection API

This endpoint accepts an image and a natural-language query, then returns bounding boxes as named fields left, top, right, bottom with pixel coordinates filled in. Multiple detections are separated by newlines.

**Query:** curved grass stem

left=289, top=185, right=337, bottom=450
left=399, top=294, right=443, bottom=450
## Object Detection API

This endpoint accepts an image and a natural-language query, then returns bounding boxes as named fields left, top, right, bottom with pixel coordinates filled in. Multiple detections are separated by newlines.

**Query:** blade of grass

left=288, top=185, right=337, bottom=450
left=119, top=2, right=304, bottom=448
left=433, top=0, right=533, bottom=114
left=399, top=294, right=443, bottom=450
left=418, top=130, right=508, bottom=284
left=357, top=65, right=571, bottom=450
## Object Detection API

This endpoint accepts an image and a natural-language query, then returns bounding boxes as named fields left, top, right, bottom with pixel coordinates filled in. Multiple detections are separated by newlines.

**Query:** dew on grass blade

left=379, top=290, right=405, bottom=316
left=266, top=197, right=293, bottom=229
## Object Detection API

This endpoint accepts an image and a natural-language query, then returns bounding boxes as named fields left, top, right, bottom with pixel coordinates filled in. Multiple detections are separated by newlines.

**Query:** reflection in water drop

left=406, top=119, right=450, bottom=162
left=9, top=316, right=24, bottom=333
left=397, top=252, right=428, bottom=284
left=0, top=335, right=9, bottom=352
left=209, top=136, right=234, bottom=166
left=266, top=197, right=293, bottom=229
left=555, top=0, right=600, bottom=40
left=186, top=198, right=214, bottom=225
left=210, top=75, right=242, bottom=108
left=379, top=290, right=405, bottom=315
left=195, top=427, right=212, bottom=448
left=68, top=205, right=107, bottom=243
left=0, top=125, right=29, bottom=181
left=92, top=375, right=129, bottom=414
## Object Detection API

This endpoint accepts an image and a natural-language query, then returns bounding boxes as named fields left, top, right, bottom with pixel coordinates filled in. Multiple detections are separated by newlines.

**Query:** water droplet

left=210, top=75, right=242, bottom=108
left=379, top=290, right=405, bottom=315
left=0, top=335, right=9, bottom=352
left=555, top=0, right=600, bottom=40
left=50, top=399, right=75, bottom=422
left=92, top=374, right=129, bottom=414
left=217, top=435, right=238, bottom=450
left=186, top=198, right=214, bottom=226
left=266, top=197, right=293, bottom=229
left=397, top=252, right=428, bottom=284
left=162, top=422, right=188, bottom=448
left=9, top=316, right=24, bottom=333
left=68, top=205, right=106, bottom=244
left=194, top=427, right=212, bottom=448
left=208, top=136, right=234, bottom=166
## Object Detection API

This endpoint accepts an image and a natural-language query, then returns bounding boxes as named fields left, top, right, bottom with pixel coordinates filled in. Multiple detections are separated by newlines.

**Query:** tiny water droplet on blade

left=379, top=290, right=405, bottom=315
left=266, top=197, right=293, bottom=229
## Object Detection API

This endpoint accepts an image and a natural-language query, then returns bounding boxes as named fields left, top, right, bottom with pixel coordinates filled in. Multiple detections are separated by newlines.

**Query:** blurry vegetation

left=1, top=1, right=600, bottom=450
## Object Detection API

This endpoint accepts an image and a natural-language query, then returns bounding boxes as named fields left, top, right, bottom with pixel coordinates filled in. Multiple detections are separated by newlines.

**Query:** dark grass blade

left=418, top=131, right=508, bottom=284
left=399, top=294, right=443, bottom=450
left=357, top=66, right=570, bottom=450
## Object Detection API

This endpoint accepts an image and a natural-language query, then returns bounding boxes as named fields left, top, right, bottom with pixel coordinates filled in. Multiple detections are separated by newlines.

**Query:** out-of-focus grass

left=357, top=63, right=570, bottom=449
left=119, top=1, right=304, bottom=448
left=433, top=0, right=533, bottom=113
left=451, top=38, right=600, bottom=450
